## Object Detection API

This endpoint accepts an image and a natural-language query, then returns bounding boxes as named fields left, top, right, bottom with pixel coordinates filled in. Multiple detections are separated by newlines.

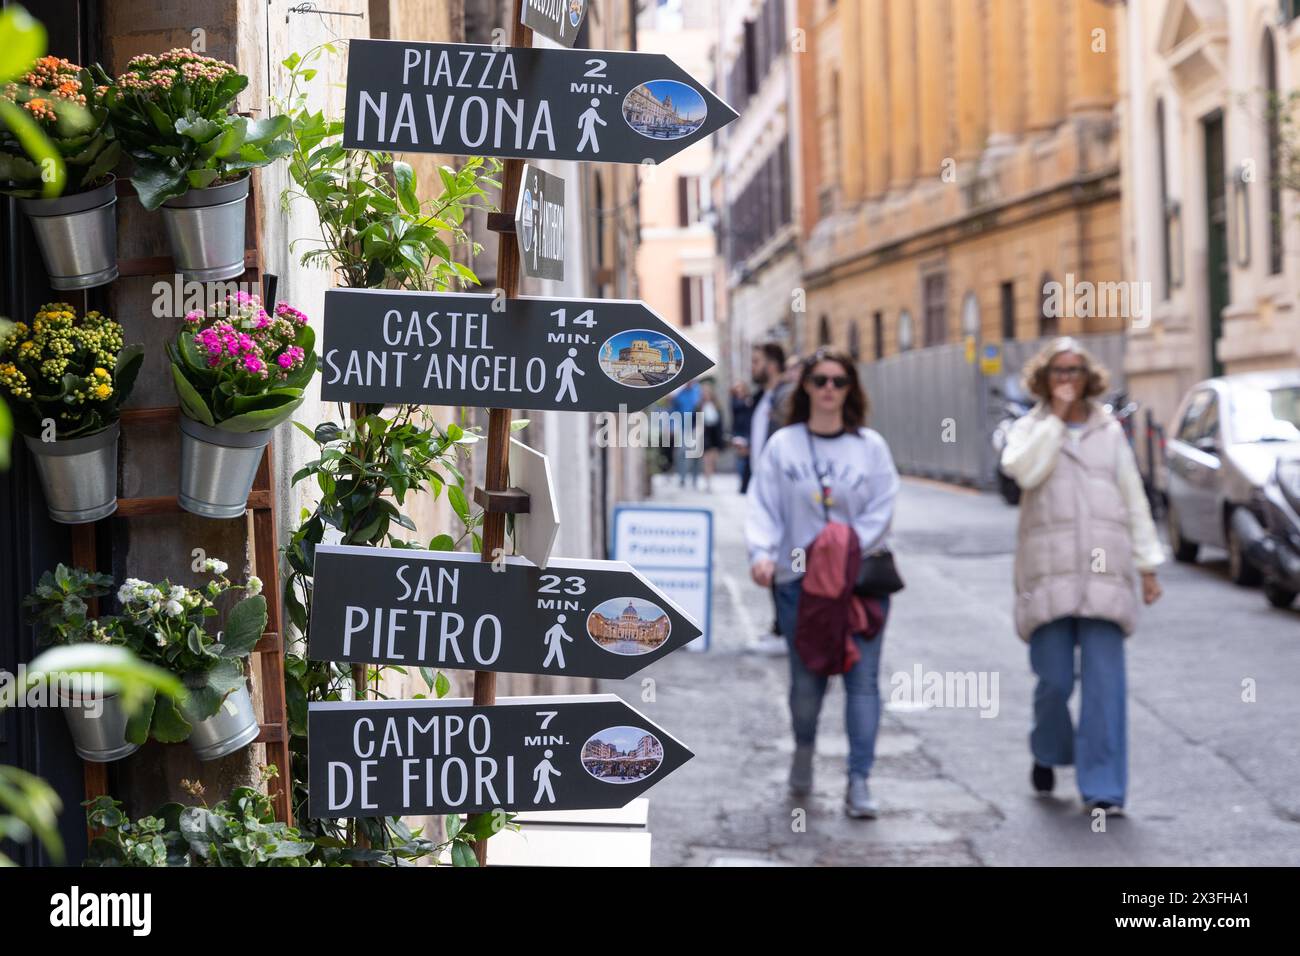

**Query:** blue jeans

left=1029, top=616, right=1127, bottom=805
left=775, top=580, right=887, bottom=778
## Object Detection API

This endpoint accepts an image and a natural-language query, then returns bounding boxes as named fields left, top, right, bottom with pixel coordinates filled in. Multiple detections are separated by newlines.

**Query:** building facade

left=1119, top=0, right=1300, bottom=439
left=714, top=0, right=800, bottom=378
left=796, top=0, right=1124, bottom=365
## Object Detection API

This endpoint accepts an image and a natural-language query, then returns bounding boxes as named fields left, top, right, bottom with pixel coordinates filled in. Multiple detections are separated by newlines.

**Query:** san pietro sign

left=319, top=287, right=714, bottom=412
left=308, top=694, right=692, bottom=817
left=342, top=39, right=738, bottom=164
left=307, top=544, right=702, bottom=680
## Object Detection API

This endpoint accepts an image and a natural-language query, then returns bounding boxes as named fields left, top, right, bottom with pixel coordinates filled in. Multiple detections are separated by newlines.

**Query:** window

left=1038, top=273, right=1058, bottom=338
left=818, top=315, right=831, bottom=347
left=1177, top=390, right=1215, bottom=443
left=922, top=271, right=947, bottom=346
left=960, top=292, right=980, bottom=340
left=1000, top=281, right=1016, bottom=340
left=679, top=275, right=710, bottom=328
left=898, top=310, right=915, bottom=352
left=726, top=137, right=792, bottom=267
left=848, top=321, right=861, bottom=359
left=873, top=311, right=884, bottom=360
left=1264, top=30, right=1284, bottom=275
left=677, top=176, right=702, bottom=227
left=1156, top=98, right=1173, bottom=297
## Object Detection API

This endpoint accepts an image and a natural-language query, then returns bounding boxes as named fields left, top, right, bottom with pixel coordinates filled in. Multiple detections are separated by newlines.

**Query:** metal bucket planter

left=58, top=686, right=141, bottom=763
left=23, top=422, right=119, bottom=524
left=17, top=176, right=119, bottom=290
left=160, top=175, right=249, bottom=281
left=178, top=415, right=271, bottom=519
left=186, top=683, right=259, bottom=761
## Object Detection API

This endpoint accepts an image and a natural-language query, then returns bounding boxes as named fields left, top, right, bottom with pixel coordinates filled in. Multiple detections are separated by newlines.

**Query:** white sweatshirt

left=1001, top=410, right=1165, bottom=572
left=746, top=424, right=900, bottom=584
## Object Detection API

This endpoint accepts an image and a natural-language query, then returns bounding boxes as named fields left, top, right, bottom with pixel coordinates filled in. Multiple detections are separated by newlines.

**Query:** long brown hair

left=785, top=348, right=869, bottom=430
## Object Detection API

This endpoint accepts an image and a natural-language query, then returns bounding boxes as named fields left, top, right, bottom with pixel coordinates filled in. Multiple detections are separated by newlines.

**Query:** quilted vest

left=1013, top=405, right=1139, bottom=641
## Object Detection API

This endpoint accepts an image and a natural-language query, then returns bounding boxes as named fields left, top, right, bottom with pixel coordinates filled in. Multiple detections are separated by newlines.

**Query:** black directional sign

left=522, top=0, right=588, bottom=48
left=342, top=39, right=738, bottom=164
left=515, top=163, right=565, bottom=281
left=308, top=694, right=692, bottom=817
left=320, top=288, right=714, bottom=412
left=308, top=544, right=702, bottom=680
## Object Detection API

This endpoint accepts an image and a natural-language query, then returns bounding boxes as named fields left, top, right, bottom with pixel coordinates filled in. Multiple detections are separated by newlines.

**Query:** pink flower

left=254, top=309, right=271, bottom=329
left=276, top=353, right=294, bottom=369
left=184, top=309, right=204, bottom=324
left=242, top=354, right=264, bottom=374
left=275, top=303, right=308, bottom=325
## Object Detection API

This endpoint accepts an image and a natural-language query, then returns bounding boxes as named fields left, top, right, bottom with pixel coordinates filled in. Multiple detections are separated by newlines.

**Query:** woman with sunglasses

left=1001, top=338, right=1163, bottom=817
left=746, top=348, right=900, bottom=818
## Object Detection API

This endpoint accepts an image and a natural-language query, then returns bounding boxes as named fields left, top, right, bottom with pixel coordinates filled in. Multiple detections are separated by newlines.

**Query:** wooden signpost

left=330, top=2, right=736, bottom=865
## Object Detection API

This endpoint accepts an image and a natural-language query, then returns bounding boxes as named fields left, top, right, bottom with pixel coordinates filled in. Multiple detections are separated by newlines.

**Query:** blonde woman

left=1000, top=338, right=1163, bottom=816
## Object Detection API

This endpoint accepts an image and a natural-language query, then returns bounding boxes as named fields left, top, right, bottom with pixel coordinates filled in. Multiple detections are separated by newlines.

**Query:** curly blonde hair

left=1021, top=337, right=1110, bottom=402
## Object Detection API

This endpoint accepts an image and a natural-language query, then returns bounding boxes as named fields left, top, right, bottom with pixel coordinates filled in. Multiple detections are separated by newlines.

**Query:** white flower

left=246, top=575, right=263, bottom=596
left=117, top=578, right=148, bottom=604
left=168, top=584, right=189, bottom=602
left=154, top=631, right=168, bottom=647
left=164, top=599, right=184, bottom=618
left=204, top=558, right=229, bottom=575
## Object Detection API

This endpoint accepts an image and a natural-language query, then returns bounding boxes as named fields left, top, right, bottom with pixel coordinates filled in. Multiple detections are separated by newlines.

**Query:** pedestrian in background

left=730, top=381, right=754, bottom=491
left=746, top=342, right=795, bottom=654
left=671, top=380, right=701, bottom=488
left=1000, top=337, right=1164, bottom=817
left=698, top=380, right=725, bottom=491
left=746, top=348, right=900, bottom=818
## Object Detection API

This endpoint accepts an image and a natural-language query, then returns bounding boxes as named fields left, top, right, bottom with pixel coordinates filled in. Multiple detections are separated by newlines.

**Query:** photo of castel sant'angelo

left=598, top=330, right=682, bottom=387
left=587, top=597, right=671, bottom=655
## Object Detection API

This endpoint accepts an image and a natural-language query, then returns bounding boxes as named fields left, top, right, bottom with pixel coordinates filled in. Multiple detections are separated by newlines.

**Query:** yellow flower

left=93, top=367, right=108, bottom=379
left=92, top=383, right=112, bottom=400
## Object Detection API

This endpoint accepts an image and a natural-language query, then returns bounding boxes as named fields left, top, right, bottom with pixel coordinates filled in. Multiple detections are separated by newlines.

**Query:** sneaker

left=747, top=632, right=788, bottom=656
left=789, top=745, right=814, bottom=797
left=1031, top=762, right=1055, bottom=795
left=844, top=774, right=878, bottom=819
left=1084, top=800, right=1125, bottom=817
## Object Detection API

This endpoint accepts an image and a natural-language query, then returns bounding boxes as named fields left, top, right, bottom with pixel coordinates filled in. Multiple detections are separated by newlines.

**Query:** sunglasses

left=810, top=374, right=850, bottom=389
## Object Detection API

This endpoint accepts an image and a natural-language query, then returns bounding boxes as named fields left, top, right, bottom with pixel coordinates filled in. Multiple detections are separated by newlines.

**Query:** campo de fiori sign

left=320, top=288, right=714, bottom=412
left=308, top=544, right=702, bottom=680
left=342, top=39, right=737, bottom=164
left=308, top=694, right=692, bottom=817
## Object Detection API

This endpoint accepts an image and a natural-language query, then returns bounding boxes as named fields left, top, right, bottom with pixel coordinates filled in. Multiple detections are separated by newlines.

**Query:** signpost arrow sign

left=342, top=39, right=738, bottom=164
left=522, top=0, right=588, bottom=49
left=307, top=544, right=703, bottom=680
left=515, top=163, right=565, bottom=281
left=508, top=437, right=559, bottom=569
left=308, top=693, right=692, bottom=817
left=320, top=287, right=714, bottom=412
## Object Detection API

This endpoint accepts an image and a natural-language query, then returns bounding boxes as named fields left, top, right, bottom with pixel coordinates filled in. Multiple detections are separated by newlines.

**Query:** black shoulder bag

left=805, top=427, right=905, bottom=598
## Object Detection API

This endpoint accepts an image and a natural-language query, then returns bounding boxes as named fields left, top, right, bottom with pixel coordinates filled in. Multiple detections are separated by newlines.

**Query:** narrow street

left=601, top=473, right=1300, bottom=866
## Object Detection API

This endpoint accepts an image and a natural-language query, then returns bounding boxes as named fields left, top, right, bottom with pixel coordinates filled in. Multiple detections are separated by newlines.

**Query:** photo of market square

left=581, top=726, right=665, bottom=783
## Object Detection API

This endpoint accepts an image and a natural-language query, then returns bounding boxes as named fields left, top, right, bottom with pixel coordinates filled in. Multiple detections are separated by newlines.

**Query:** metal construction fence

left=859, top=333, right=1126, bottom=487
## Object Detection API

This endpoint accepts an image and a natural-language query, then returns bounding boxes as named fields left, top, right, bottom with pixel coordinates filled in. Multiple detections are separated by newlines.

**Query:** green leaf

left=451, top=841, right=478, bottom=867
left=149, top=691, right=194, bottom=743
left=0, top=8, right=45, bottom=84
left=125, top=690, right=157, bottom=745
left=216, top=397, right=303, bottom=432
left=171, top=363, right=216, bottom=426
left=175, top=114, right=223, bottom=145
left=179, top=658, right=245, bottom=723
left=0, top=99, right=64, bottom=199
left=434, top=671, right=450, bottom=698
left=393, top=161, right=419, bottom=215
left=217, top=595, right=267, bottom=658
left=131, top=162, right=189, bottom=210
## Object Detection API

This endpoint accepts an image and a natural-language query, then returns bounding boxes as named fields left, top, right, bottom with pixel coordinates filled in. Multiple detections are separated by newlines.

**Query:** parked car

left=1231, top=457, right=1300, bottom=609
left=1164, top=371, right=1300, bottom=585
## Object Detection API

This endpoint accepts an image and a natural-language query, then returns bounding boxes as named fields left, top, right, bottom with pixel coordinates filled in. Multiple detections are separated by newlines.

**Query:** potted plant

left=0, top=56, right=121, bottom=289
left=104, top=49, right=292, bottom=280
left=116, top=559, right=267, bottom=761
left=22, top=565, right=143, bottom=762
left=168, top=290, right=316, bottom=518
left=0, top=302, right=143, bottom=522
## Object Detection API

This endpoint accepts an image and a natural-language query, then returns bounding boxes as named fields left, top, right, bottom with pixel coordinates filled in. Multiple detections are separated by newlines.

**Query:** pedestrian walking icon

left=577, top=98, right=606, bottom=154
left=533, top=749, right=562, bottom=804
left=554, top=347, right=585, bottom=403
left=543, top=613, right=575, bottom=669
